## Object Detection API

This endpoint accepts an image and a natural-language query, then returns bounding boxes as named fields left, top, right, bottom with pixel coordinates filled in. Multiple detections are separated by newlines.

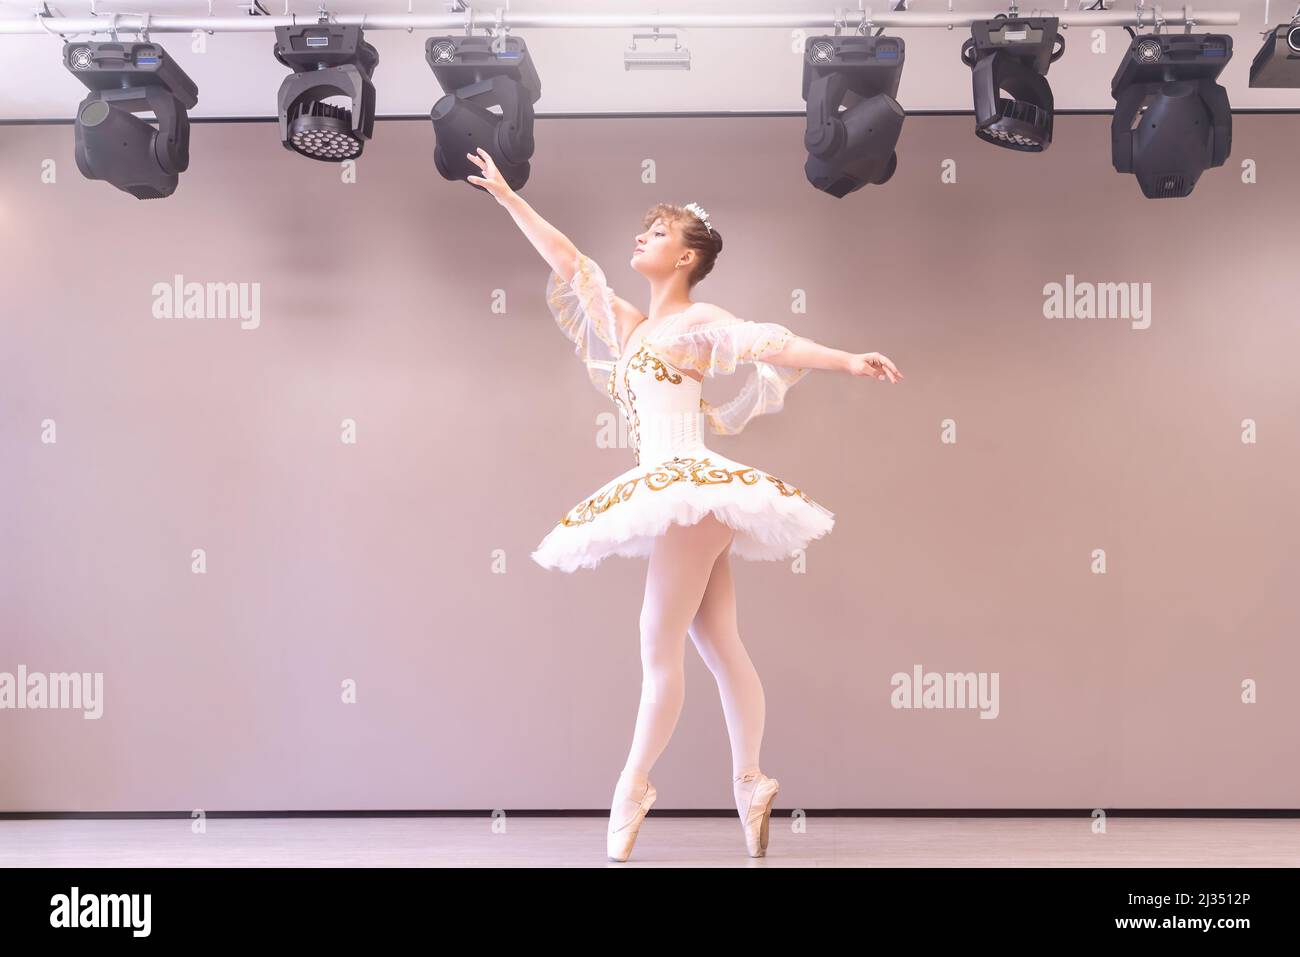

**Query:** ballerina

left=467, top=147, right=903, bottom=861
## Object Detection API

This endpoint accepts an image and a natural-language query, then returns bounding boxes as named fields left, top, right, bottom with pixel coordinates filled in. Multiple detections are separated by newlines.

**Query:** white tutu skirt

left=531, top=450, right=835, bottom=573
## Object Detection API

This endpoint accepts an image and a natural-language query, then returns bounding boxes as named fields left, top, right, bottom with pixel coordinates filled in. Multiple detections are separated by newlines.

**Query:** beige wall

left=1, top=113, right=1297, bottom=811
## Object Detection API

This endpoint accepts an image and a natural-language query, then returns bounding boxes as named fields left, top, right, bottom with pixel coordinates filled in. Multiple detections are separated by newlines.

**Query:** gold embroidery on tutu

left=557, top=456, right=822, bottom=527
left=625, top=371, right=641, bottom=467
left=607, top=365, right=634, bottom=460
left=614, top=342, right=688, bottom=467
left=628, top=346, right=683, bottom=384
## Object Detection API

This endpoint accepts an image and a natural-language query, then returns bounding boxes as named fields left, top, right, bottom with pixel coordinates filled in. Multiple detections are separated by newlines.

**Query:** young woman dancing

left=467, top=147, right=903, bottom=862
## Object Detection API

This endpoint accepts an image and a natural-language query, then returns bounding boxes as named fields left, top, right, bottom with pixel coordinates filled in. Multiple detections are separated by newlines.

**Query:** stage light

left=62, top=40, right=198, bottom=199
left=960, top=17, right=1065, bottom=151
left=427, top=35, right=541, bottom=192
left=1249, top=14, right=1300, bottom=87
left=801, top=34, right=907, bottom=196
left=624, top=30, right=692, bottom=70
left=273, top=22, right=378, bottom=162
left=1110, top=33, right=1233, bottom=199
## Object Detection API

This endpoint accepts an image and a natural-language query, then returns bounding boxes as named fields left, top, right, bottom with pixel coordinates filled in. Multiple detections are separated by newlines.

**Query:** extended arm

left=764, top=333, right=856, bottom=373
left=691, top=302, right=904, bottom=382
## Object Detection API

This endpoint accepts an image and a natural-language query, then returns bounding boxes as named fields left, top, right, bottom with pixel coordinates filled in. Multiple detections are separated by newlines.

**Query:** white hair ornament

left=684, top=202, right=713, bottom=234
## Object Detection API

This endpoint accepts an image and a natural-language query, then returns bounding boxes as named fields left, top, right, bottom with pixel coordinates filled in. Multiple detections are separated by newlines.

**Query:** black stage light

left=960, top=17, right=1065, bottom=151
left=1249, top=15, right=1300, bottom=87
left=274, top=22, right=378, bottom=162
left=1110, top=33, right=1232, bottom=199
left=427, top=35, right=541, bottom=192
left=801, top=34, right=907, bottom=196
left=62, top=41, right=198, bottom=199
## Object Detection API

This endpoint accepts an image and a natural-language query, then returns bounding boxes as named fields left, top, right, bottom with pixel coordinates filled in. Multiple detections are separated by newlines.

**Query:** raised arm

left=467, top=147, right=644, bottom=350
left=466, top=148, right=579, bottom=280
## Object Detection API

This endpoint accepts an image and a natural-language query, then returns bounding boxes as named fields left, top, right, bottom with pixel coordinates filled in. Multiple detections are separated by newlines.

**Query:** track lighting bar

left=3, top=8, right=1240, bottom=38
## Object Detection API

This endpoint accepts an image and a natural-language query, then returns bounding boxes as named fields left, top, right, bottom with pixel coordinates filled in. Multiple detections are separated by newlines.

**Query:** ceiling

left=2, top=0, right=1298, bottom=119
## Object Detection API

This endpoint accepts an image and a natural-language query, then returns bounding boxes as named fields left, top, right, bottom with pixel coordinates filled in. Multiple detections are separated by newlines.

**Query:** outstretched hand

left=465, top=147, right=515, bottom=205
left=848, top=352, right=903, bottom=383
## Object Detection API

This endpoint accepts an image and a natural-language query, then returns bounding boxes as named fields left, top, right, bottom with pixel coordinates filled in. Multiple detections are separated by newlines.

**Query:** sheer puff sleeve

left=656, top=314, right=811, bottom=436
left=546, top=251, right=621, bottom=397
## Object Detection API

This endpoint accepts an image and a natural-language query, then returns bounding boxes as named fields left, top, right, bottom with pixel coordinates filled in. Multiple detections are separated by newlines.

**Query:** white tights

left=611, top=513, right=767, bottom=818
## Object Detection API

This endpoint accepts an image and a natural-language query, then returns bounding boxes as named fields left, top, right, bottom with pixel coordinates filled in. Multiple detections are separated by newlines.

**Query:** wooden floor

left=3, top=816, right=1298, bottom=867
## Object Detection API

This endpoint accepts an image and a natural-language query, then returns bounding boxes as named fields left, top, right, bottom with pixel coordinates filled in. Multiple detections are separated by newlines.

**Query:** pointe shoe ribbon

left=607, top=778, right=657, bottom=862
left=734, top=770, right=779, bottom=858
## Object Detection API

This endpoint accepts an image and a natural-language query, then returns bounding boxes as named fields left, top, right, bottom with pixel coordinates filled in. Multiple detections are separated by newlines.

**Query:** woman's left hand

left=848, top=352, right=903, bottom=383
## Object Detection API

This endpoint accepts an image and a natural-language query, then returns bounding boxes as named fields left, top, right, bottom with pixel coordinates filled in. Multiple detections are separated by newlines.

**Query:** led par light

left=427, top=35, right=541, bottom=192
left=62, top=41, right=198, bottom=199
left=624, top=31, right=691, bottom=70
left=801, top=34, right=907, bottom=196
left=960, top=17, right=1065, bottom=151
left=1110, top=34, right=1232, bottom=199
left=1249, top=17, right=1300, bottom=87
left=274, top=22, right=379, bottom=162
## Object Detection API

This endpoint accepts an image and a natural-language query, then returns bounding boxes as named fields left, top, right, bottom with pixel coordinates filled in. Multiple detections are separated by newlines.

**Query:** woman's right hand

left=465, top=147, right=516, bottom=205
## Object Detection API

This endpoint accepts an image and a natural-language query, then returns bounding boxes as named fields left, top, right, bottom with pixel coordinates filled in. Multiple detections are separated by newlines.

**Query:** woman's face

left=631, top=216, right=692, bottom=279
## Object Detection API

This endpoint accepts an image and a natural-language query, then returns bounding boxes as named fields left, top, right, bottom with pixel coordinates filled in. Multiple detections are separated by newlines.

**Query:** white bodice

left=608, top=339, right=709, bottom=466
left=548, top=251, right=812, bottom=446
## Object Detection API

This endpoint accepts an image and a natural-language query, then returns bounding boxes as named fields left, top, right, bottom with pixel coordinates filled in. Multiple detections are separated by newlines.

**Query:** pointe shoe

left=607, top=776, right=657, bottom=862
left=734, top=769, right=779, bottom=858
